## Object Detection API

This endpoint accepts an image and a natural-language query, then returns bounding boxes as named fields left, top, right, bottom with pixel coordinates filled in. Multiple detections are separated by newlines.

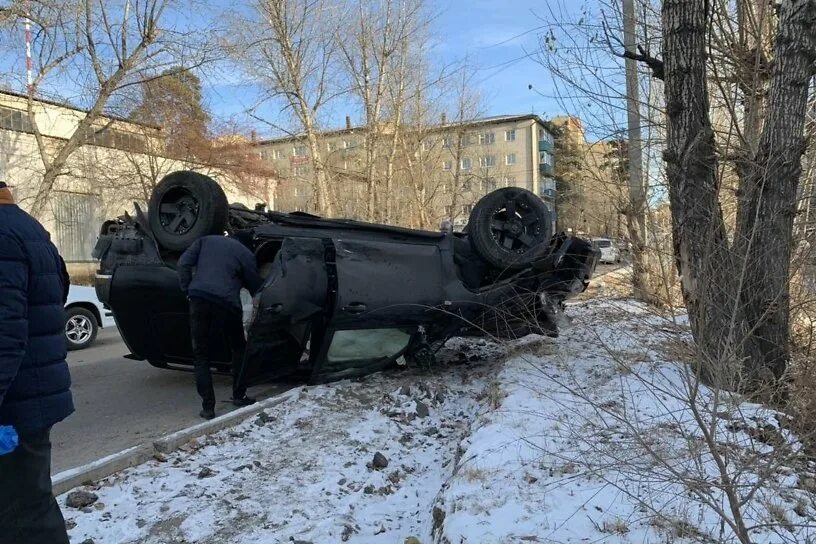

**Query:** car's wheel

left=148, top=171, right=229, bottom=252
left=467, top=187, right=554, bottom=270
left=65, top=307, right=98, bottom=351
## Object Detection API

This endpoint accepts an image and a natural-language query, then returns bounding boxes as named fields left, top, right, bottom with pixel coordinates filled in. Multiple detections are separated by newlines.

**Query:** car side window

left=327, top=329, right=412, bottom=363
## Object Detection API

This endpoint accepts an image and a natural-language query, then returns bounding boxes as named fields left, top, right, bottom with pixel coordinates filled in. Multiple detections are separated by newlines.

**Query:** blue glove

left=0, top=426, right=18, bottom=455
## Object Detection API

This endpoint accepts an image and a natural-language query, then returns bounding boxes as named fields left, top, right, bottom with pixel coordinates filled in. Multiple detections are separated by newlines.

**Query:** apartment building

left=0, top=89, right=258, bottom=278
left=254, top=113, right=557, bottom=228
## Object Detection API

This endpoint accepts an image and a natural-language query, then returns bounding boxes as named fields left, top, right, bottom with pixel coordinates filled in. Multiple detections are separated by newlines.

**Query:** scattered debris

left=372, top=452, right=389, bottom=470
left=197, top=467, right=215, bottom=479
left=65, top=490, right=98, bottom=509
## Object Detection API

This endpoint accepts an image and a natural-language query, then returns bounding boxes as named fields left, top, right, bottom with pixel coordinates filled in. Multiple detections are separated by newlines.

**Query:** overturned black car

left=94, top=171, right=599, bottom=383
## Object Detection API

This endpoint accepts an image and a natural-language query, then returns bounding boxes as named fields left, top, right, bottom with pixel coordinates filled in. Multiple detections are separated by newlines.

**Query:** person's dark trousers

left=0, top=428, right=69, bottom=544
left=189, top=297, right=250, bottom=409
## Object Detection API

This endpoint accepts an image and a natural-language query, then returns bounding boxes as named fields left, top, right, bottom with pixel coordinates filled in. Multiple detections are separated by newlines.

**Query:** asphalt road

left=52, top=327, right=288, bottom=473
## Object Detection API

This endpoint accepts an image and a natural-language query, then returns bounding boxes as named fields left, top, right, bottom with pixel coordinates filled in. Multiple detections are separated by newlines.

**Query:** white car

left=592, top=238, right=621, bottom=264
left=65, top=285, right=116, bottom=350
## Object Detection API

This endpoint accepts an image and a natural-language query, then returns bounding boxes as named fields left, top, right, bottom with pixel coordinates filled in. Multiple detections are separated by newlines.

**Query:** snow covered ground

left=63, top=297, right=816, bottom=543
left=435, top=299, right=816, bottom=543
left=63, top=339, right=506, bottom=544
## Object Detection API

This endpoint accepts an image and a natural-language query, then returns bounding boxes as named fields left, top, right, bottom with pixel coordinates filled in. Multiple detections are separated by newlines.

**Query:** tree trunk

left=662, top=0, right=758, bottom=385
left=731, top=0, right=816, bottom=378
left=622, top=0, right=649, bottom=300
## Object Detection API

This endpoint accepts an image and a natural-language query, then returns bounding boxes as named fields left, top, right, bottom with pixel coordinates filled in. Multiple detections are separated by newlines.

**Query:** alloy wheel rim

left=66, top=315, right=93, bottom=344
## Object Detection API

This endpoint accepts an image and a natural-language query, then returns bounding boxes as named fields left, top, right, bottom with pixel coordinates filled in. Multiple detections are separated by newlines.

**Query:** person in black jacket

left=0, top=182, right=73, bottom=544
left=177, top=233, right=263, bottom=419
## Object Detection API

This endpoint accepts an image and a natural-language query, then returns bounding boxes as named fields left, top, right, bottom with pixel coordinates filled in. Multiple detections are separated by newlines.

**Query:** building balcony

left=539, top=163, right=554, bottom=176
left=538, top=140, right=553, bottom=152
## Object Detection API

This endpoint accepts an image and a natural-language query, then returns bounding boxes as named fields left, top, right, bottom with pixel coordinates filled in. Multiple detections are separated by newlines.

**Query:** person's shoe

left=232, top=395, right=256, bottom=407
left=199, top=407, right=216, bottom=420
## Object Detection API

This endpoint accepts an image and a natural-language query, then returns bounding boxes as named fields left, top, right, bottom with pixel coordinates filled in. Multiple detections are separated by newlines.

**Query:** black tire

left=148, top=171, right=229, bottom=252
left=65, top=307, right=98, bottom=351
left=467, top=187, right=554, bottom=270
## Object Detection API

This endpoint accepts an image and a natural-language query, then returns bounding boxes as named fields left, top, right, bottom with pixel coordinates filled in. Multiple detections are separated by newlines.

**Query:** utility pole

left=622, top=0, right=647, bottom=297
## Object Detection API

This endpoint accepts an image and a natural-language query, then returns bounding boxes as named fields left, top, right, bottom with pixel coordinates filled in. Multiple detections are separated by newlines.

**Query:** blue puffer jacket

left=177, top=235, right=263, bottom=313
left=0, top=203, right=74, bottom=434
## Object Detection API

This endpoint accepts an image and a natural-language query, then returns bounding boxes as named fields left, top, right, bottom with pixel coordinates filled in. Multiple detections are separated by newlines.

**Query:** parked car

left=93, top=171, right=599, bottom=383
left=65, top=285, right=116, bottom=350
left=591, top=238, right=621, bottom=264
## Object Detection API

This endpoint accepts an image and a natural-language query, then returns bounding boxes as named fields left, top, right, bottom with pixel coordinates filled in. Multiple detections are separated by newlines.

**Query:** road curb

left=52, top=389, right=299, bottom=496
left=154, top=389, right=298, bottom=453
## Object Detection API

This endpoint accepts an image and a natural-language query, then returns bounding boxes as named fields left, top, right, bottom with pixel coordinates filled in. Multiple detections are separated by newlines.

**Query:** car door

left=243, top=236, right=329, bottom=382
left=312, top=236, right=444, bottom=381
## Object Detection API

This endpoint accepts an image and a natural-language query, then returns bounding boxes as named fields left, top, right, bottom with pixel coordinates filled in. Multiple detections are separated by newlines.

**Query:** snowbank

left=434, top=299, right=816, bottom=543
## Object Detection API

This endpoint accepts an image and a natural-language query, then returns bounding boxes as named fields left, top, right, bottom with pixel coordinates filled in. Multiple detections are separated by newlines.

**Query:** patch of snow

left=63, top=351, right=500, bottom=543
left=435, top=299, right=816, bottom=543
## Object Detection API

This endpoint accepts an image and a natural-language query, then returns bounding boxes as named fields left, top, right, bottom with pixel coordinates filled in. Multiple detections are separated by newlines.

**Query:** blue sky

left=1, top=0, right=598, bottom=136
left=202, top=0, right=588, bottom=136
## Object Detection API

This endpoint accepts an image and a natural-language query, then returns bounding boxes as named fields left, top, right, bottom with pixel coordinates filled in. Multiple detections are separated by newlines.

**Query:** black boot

left=199, top=406, right=215, bottom=420
left=232, top=394, right=256, bottom=407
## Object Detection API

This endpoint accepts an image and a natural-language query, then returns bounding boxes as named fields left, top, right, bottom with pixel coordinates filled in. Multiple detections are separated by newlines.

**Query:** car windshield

left=593, top=240, right=612, bottom=248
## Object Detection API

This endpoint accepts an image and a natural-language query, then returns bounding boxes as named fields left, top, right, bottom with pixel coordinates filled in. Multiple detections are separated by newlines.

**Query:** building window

left=327, top=141, right=337, bottom=152
left=484, top=177, right=497, bottom=192
left=462, top=204, right=474, bottom=215
left=442, top=160, right=452, bottom=171
left=479, top=155, right=495, bottom=168
left=505, top=129, right=516, bottom=142
left=272, top=149, right=283, bottom=160
left=259, top=150, right=269, bottom=161
left=478, top=132, right=495, bottom=145
left=461, top=134, right=471, bottom=146
left=504, top=176, right=516, bottom=187
left=343, top=139, right=357, bottom=149
left=505, top=153, right=516, bottom=166
left=442, top=136, right=451, bottom=148
left=421, top=140, right=430, bottom=151
left=539, top=151, right=553, bottom=165
left=0, top=106, right=34, bottom=133
left=460, top=157, right=472, bottom=170
left=293, top=166, right=307, bottom=176
left=293, top=145, right=308, bottom=157
left=539, top=127, right=554, bottom=144
left=79, top=126, right=145, bottom=153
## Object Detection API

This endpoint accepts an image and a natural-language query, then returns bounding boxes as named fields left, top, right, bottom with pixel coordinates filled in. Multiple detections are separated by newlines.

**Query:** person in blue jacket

left=177, top=232, right=263, bottom=420
left=0, top=181, right=73, bottom=544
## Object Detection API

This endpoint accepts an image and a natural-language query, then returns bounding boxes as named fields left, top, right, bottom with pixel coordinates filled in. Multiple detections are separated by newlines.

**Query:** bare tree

left=336, top=0, right=425, bottom=221
left=661, top=0, right=816, bottom=381
left=229, top=0, right=342, bottom=217
left=0, top=0, right=214, bottom=219
left=533, top=0, right=661, bottom=299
